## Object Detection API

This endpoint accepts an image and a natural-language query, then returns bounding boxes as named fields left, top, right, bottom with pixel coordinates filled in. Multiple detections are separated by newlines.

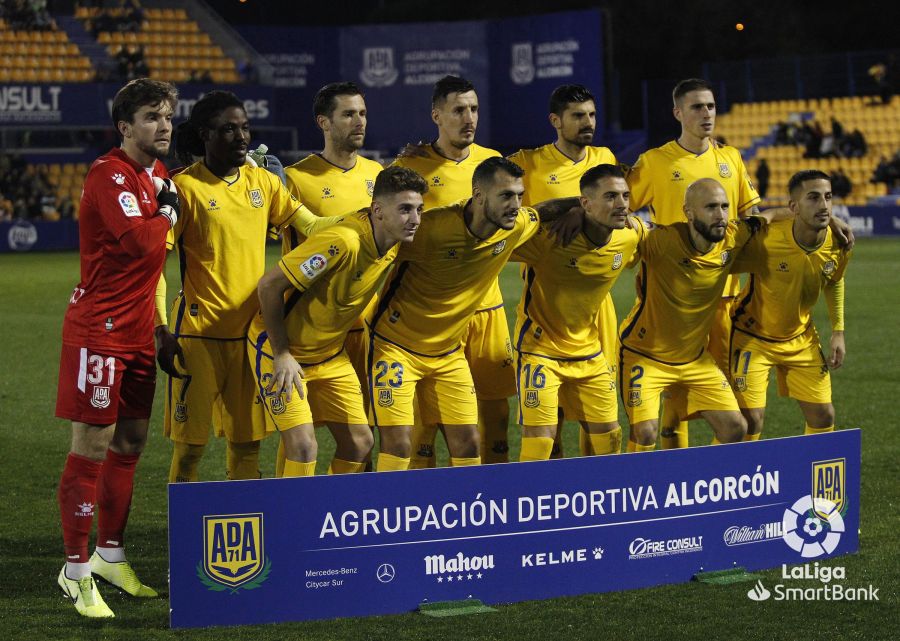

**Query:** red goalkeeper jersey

left=61, top=147, right=170, bottom=350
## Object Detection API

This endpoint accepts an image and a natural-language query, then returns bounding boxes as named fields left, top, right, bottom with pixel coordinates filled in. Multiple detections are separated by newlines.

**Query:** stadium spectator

left=55, top=78, right=179, bottom=619
left=756, top=158, right=770, bottom=198
left=841, top=129, right=868, bottom=158
left=237, top=58, right=259, bottom=83
left=830, top=168, right=853, bottom=199
left=871, top=153, right=900, bottom=190
left=4, top=0, right=54, bottom=30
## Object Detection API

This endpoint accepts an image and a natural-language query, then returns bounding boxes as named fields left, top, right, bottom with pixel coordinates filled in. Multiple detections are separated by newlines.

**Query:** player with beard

left=55, top=78, right=178, bottom=618
left=618, top=178, right=781, bottom=449
left=728, top=170, right=851, bottom=439
left=509, top=84, right=618, bottom=458
left=369, top=158, right=539, bottom=471
left=392, top=76, right=513, bottom=469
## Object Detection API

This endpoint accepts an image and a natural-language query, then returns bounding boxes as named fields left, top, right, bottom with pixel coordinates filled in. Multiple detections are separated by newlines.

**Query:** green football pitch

left=1, top=240, right=896, bottom=640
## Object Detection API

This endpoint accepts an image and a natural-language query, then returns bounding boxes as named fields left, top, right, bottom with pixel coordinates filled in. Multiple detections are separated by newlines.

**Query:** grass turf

left=0, top=239, right=896, bottom=640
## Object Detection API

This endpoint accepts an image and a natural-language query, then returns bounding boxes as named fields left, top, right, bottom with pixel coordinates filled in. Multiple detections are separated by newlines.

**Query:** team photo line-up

left=54, top=74, right=851, bottom=617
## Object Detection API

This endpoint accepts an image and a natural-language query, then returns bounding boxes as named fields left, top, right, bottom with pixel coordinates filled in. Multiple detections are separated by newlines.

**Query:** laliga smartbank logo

left=196, top=513, right=272, bottom=593
left=746, top=563, right=879, bottom=602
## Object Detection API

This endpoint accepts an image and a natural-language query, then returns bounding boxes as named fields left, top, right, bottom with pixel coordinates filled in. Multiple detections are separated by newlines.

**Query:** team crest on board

left=812, top=459, right=846, bottom=518
left=378, top=389, right=394, bottom=407
left=510, top=42, right=535, bottom=85
left=492, top=239, right=507, bottom=255
left=197, top=513, right=270, bottom=593
left=718, top=163, right=732, bottom=178
left=249, top=189, right=264, bottom=208
left=612, top=252, right=623, bottom=269
left=90, top=386, right=111, bottom=409
left=823, top=260, right=836, bottom=276
left=365, top=180, right=375, bottom=196
left=359, top=47, right=398, bottom=88
left=174, top=402, right=188, bottom=422
left=524, top=390, right=540, bottom=408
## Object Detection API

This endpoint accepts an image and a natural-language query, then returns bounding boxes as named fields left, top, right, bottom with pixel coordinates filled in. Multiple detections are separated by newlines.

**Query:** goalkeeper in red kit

left=54, top=79, right=180, bottom=619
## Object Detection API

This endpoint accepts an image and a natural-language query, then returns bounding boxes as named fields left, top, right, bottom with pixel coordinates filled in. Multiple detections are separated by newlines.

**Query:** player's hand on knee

left=152, top=177, right=180, bottom=228
left=548, top=206, right=584, bottom=247
left=271, top=352, right=305, bottom=401
left=154, top=325, right=185, bottom=378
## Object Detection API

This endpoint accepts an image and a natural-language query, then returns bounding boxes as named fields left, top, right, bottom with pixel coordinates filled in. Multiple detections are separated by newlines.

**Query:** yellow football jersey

left=282, top=153, right=383, bottom=253
left=508, top=144, right=617, bottom=206
left=393, top=142, right=503, bottom=310
left=628, top=140, right=760, bottom=224
left=620, top=218, right=761, bottom=364
left=169, top=162, right=299, bottom=339
left=730, top=219, right=851, bottom=341
left=511, top=217, right=644, bottom=359
left=371, top=200, right=541, bottom=356
left=247, top=210, right=397, bottom=363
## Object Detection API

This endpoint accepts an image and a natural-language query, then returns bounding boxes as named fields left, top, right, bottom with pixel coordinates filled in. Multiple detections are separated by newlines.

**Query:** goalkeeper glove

left=152, top=177, right=180, bottom=228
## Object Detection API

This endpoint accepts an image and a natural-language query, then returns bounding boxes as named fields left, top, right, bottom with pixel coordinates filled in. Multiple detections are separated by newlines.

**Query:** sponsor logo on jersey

left=812, top=458, right=845, bottom=517
left=90, top=386, right=111, bottom=409
left=198, top=513, right=270, bottom=592
left=778, top=261, right=789, bottom=272
left=823, top=260, right=836, bottom=276
left=300, top=254, right=328, bottom=279
left=446, top=248, right=458, bottom=259
left=567, top=257, right=578, bottom=268
left=431, top=175, right=444, bottom=187
left=492, top=239, right=507, bottom=255
left=524, top=390, right=540, bottom=408
left=249, top=189, right=264, bottom=208
left=112, top=172, right=125, bottom=185
left=672, top=170, right=683, bottom=181
left=548, top=173, right=558, bottom=184
left=328, top=244, right=340, bottom=257
left=377, top=389, right=393, bottom=407
left=76, top=502, right=94, bottom=517
left=359, top=47, right=398, bottom=88
left=510, top=42, right=535, bottom=85
left=612, top=252, right=623, bottom=269
left=322, top=186, right=333, bottom=199
left=208, top=198, right=219, bottom=210
left=718, top=162, right=732, bottom=178
left=118, top=191, right=141, bottom=217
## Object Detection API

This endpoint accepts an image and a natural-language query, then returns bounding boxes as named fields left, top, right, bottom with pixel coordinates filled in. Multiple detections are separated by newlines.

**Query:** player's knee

left=632, top=422, right=658, bottom=445
left=342, top=428, right=374, bottom=461
left=806, top=403, right=835, bottom=428
left=744, top=409, right=765, bottom=435
left=378, top=427, right=411, bottom=458
left=723, top=413, right=747, bottom=442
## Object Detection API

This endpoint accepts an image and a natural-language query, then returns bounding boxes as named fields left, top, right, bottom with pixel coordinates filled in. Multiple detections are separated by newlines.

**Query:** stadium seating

left=0, top=19, right=94, bottom=82
left=717, top=95, right=900, bottom=206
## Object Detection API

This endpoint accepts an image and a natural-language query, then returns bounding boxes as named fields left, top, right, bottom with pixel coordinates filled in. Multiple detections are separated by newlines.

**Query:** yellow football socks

left=588, top=427, right=623, bottom=455
left=376, top=453, right=410, bottom=472
left=805, top=424, right=834, bottom=435
left=282, top=460, right=316, bottom=477
left=519, top=436, right=554, bottom=461
left=626, top=440, right=656, bottom=453
left=226, top=440, right=260, bottom=480
left=744, top=432, right=761, bottom=441
left=449, top=456, right=481, bottom=467
left=168, top=442, right=205, bottom=483
left=328, top=458, right=365, bottom=474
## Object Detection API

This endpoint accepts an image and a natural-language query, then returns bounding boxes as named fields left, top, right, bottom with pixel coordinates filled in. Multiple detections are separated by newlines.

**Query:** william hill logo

left=196, top=513, right=271, bottom=593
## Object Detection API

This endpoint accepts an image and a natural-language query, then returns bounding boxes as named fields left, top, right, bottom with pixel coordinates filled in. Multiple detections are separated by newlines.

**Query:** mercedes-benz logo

left=376, top=563, right=396, bottom=583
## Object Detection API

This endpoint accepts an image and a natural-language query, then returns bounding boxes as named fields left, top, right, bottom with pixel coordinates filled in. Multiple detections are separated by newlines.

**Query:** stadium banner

left=1, top=219, right=78, bottom=252
left=168, top=430, right=860, bottom=629
left=487, top=9, right=605, bottom=150
left=0, top=84, right=277, bottom=126
left=843, top=205, right=900, bottom=236
left=339, top=20, right=490, bottom=149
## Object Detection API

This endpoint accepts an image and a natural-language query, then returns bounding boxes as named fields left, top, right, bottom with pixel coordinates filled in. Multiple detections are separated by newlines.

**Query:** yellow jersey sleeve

left=279, top=229, right=351, bottom=293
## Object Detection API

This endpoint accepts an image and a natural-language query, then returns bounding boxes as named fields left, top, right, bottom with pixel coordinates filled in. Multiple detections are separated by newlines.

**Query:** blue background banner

left=168, top=431, right=860, bottom=629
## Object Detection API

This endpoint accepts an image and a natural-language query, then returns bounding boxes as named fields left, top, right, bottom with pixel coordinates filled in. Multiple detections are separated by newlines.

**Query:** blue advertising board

left=168, top=430, right=860, bottom=629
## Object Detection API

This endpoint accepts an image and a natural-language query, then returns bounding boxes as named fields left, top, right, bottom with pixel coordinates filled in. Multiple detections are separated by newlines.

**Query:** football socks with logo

left=226, top=440, right=261, bottom=480
left=168, top=442, right=205, bottom=482
left=407, top=421, right=438, bottom=469
left=59, top=453, right=102, bottom=564
left=589, top=427, right=623, bottom=455
left=660, top=420, right=690, bottom=449
left=519, top=436, right=554, bottom=461
left=376, top=453, right=410, bottom=472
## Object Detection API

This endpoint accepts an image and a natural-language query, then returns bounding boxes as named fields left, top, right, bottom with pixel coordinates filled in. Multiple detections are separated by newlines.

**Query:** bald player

left=508, top=84, right=618, bottom=458
left=618, top=178, right=783, bottom=449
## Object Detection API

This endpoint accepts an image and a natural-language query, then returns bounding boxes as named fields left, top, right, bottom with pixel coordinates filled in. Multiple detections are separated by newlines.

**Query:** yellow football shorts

left=729, top=325, right=832, bottom=408
left=369, top=337, right=478, bottom=427
left=460, top=305, right=516, bottom=400
left=165, top=337, right=268, bottom=445
left=247, top=337, right=367, bottom=431
left=597, top=293, right=619, bottom=376
left=619, top=347, right=738, bottom=425
left=516, top=351, right=618, bottom=426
